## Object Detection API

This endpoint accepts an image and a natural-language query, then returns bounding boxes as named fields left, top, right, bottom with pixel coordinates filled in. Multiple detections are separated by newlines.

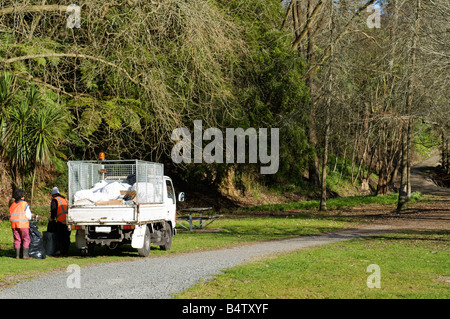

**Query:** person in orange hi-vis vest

left=49, top=187, right=71, bottom=256
left=9, top=189, right=33, bottom=259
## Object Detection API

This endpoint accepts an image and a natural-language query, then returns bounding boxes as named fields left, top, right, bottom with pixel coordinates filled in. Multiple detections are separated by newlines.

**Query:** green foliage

left=413, top=122, right=440, bottom=158
left=30, top=90, right=69, bottom=166
left=79, top=106, right=102, bottom=137
left=1, top=77, right=70, bottom=187
left=215, top=0, right=310, bottom=184
left=0, top=72, right=13, bottom=107
left=3, top=97, right=33, bottom=177
left=0, top=0, right=312, bottom=194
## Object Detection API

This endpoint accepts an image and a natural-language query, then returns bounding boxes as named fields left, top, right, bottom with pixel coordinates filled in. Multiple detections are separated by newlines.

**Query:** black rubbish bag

left=43, top=231, right=57, bottom=256
left=29, top=223, right=46, bottom=259
left=126, top=174, right=136, bottom=185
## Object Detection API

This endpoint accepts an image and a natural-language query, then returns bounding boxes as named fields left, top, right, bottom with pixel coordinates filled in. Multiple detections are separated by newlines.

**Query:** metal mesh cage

left=68, top=160, right=164, bottom=205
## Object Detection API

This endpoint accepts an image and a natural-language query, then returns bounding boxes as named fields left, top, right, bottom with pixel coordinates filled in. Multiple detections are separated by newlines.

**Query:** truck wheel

left=137, top=226, right=151, bottom=257
left=81, top=243, right=95, bottom=257
left=160, top=222, right=172, bottom=251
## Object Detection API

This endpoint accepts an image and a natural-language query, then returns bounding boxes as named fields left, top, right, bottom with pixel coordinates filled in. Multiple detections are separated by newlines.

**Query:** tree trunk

left=397, top=0, right=421, bottom=211
left=406, top=120, right=412, bottom=198
left=31, top=167, right=37, bottom=205
left=446, top=130, right=449, bottom=174
left=442, top=129, right=449, bottom=174
left=320, top=116, right=330, bottom=211
left=292, top=0, right=323, bottom=50
left=446, top=131, right=450, bottom=174
left=319, top=1, right=333, bottom=211
left=397, top=124, right=409, bottom=212
left=337, top=148, right=347, bottom=185
left=306, top=0, right=321, bottom=186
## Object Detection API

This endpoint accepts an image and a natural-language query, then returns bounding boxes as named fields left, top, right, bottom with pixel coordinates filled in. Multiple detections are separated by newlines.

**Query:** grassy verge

left=176, top=230, right=449, bottom=299
left=237, top=192, right=423, bottom=212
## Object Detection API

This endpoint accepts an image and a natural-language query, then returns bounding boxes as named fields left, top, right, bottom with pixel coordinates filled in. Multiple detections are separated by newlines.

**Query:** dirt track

left=333, top=197, right=450, bottom=232
left=410, top=154, right=450, bottom=197
left=331, top=154, right=450, bottom=232
left=395, top=154, right=449, bottom=230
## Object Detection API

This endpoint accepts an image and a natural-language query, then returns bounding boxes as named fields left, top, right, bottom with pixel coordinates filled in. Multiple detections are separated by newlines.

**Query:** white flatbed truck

left=66, top=159, right=184, bottom=257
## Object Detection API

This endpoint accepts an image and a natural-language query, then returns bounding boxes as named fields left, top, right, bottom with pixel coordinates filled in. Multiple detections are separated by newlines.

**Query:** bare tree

left=397, top=0, right=421, bottom=211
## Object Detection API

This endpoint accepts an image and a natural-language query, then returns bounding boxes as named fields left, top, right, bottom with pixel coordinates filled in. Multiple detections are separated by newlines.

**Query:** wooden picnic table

left=176, top=207, right=222, bottom=231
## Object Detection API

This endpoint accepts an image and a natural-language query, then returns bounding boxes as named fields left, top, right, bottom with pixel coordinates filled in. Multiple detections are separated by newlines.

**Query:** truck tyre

left=160, top=222, right=172, bottom=251
left=81, top=243, right=95, bottom=257
left=137, top=226, right=151, bottom=257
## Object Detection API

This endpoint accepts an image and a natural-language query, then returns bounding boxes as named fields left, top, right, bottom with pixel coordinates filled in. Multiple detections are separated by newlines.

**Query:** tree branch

left=302, top=0, right=376, bottom=80
left=1, top=53, right=145, bottom=90
left=280, top=0, right=295, bottom=30
left=292, top=0, right=323, bottom=50
left=0, top=5, right=69, bottom=15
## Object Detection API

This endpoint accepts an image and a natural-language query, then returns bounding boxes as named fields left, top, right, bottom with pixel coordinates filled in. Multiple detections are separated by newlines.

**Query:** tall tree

left=397, top=0, right=421, bottom=212
left=319, top=0, right=334, bottom=211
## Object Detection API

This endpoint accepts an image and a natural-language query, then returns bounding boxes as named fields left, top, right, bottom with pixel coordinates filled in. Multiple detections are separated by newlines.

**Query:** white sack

left=91, top=180, right=108, bottom=192
left=73, top=180, right=134, bottom=204
left=98, top=181, right=132, bottom=201
left=74, top=189, right=95, bottom=203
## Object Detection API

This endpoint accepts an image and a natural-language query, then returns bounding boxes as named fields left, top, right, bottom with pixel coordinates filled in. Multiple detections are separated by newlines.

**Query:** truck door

left=165, top=178, right=176, bottom=219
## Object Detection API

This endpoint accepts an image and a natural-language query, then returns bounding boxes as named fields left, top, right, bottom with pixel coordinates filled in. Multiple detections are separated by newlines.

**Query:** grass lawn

left=238, top=192, right=423, bottom=212
left=176, top=230, right=450, bottom=299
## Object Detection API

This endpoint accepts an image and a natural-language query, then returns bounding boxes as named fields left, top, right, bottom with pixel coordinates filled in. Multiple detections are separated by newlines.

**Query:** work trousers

left=12, top=228, right=30, bottom=249
left=56, top=222, right=71, bottom=256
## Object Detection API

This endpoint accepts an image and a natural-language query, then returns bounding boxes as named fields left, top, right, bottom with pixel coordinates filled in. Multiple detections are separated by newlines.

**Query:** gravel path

left=0, top=226, right=390, bottom=299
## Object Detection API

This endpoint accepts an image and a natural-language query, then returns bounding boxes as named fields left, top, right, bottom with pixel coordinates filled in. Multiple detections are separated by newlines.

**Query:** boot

left=22, top=248, right=32, bottom=259
left=15, top=248, right=21, bottom=259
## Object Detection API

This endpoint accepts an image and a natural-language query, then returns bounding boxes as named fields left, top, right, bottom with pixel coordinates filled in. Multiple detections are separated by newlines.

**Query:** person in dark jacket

left=50, top=187, right=71, bottom=256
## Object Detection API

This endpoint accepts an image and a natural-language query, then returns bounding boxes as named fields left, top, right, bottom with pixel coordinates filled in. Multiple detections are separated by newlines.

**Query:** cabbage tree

left=2, top=81, right=69, bottom=202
